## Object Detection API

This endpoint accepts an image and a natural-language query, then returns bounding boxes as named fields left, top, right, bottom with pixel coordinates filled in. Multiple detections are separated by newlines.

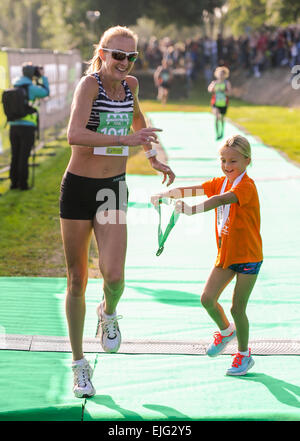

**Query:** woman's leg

left=213, top=107, right=221, bottom=138
left=157, top=86, right=163, bottom=101
left=162, top=87, right=169, bottom=104
left=93, top=210, right=127, bottom=315
left=60, top=218, right=93, bottom=361
left=220, top=114, right=225, bottom=137
left=201, top=266, right=236, bottom=330
left=231, top=273, right=258, bottom=352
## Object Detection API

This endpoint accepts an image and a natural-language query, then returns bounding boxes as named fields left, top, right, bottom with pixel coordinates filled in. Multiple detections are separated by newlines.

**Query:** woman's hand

left=122, top=127, right=162, bottom=147
left=175, top=200, right=193, bottom=216
left=149, top=158, right=175, bottom=187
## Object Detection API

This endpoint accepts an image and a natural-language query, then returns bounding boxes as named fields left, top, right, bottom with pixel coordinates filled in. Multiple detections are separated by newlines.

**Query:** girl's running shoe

left=72, top=358, right=96, bottom=398
left=206, top=329, right=236, bottom=357
left=226, top=350, right=255, bottom=376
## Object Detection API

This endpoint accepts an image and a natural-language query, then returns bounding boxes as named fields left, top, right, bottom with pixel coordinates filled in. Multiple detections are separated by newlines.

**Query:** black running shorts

left=59, top=172, right=128, bottom=220
left=213, top=105, right=227, bottom=115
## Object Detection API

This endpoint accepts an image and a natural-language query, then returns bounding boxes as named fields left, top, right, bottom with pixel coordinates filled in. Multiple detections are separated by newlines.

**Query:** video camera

left=22, top=63, right=43, bottom=79
left=33, top=65, right=43, bottom=78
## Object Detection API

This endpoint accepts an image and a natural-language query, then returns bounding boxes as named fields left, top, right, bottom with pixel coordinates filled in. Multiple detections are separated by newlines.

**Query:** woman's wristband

left=145, top=149, right=157, bottom=159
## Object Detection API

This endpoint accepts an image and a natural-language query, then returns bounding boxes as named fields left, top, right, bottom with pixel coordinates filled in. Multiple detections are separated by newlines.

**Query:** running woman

left=61, top=25, right=175, bottom=398
left=154, top=59, right=173, bottom=104
left=151, top=135, right=263, bottom=376
left=208, top=66, right=231, bottom=140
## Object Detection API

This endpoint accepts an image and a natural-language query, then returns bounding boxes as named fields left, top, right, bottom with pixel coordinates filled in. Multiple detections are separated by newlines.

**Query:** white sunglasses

left=99, top=48, right=139, bottom=62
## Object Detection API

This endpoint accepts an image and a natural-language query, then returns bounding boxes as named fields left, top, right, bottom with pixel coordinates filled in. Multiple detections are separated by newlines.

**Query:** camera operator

left=9, top=62, right=49, bottom=190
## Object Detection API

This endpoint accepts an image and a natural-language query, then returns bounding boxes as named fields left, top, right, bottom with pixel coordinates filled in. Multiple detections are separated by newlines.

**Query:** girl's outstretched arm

left=151, top=184, right=204, bottom=206
left=175, top=190, right=238, bottom=215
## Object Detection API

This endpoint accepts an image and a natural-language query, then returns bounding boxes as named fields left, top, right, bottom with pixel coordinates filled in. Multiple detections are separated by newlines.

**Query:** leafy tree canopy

left=0, top=0, right=298, bottom=58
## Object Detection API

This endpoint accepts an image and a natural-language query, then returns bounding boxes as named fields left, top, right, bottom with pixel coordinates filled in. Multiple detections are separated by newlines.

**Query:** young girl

left=151, top=135, right=263, bottom=375
left=208, top=66, right=231, bottom=140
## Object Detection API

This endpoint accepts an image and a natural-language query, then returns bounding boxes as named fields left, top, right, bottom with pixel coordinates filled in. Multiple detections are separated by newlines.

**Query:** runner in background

left=208, top=66, right=231, bottom=140
left=154, top=59, right=173, bottom=104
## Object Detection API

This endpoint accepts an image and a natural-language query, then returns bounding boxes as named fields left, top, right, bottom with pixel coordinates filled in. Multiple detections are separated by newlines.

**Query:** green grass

left=0, top=137, right=70, bottom=276
left=0, top=78, right=299, bottom=276
left=227, top=104, right=300, bottom=164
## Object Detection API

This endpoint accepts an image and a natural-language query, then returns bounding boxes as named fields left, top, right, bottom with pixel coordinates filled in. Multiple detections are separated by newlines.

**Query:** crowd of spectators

left=134, top=25, right=300, bottom=85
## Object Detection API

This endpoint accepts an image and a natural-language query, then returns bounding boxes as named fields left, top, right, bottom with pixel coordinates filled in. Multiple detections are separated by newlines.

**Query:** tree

left=143, top=0, right=224, bottom=27
left=0, top=0, right=41, bottom=48
left=38, top=1, right=76, bottom=51
left=225, top=0, right=269, bottom=36
left=272, top=0, right=300, bottom=24
left=1, top=0, right=299, bottom=56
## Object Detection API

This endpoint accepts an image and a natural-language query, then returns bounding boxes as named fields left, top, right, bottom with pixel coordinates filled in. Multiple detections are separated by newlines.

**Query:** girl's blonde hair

left=214, top=66, right=230, bottom=79
left=85, top=26, right=138, bottom=75
left=223, top=135, right=251, bottom=160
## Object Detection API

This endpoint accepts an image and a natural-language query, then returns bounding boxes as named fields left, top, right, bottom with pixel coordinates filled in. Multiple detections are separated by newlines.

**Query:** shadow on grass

left=129, top=285, right=201, bottom=308
left=84, top=395, right=192, bottom=421
left=236, top=372, right=300, bottom=409
left=87, top=394, right=144, bottom=420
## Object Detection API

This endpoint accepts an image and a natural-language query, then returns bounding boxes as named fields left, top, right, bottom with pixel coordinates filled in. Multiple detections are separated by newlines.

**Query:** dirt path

left=230, top=67, right=300, bottom=108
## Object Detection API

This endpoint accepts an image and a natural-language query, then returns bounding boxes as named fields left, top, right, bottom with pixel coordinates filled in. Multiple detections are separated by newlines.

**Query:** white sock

left=239, top=349, right=250, bottom=357
left=101, top=301, right=116, bottom=318
left=72, top=357, right=86, bottom=365
left=103, top=309, right=116, bottom=318
left=220, top=323, right=235, bottom=336
left=102, top=305, right=116, bottom=318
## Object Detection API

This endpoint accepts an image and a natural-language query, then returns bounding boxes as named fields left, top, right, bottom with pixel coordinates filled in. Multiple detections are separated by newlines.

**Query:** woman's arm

left=67, top=75, right=161, bottom=147
left=175, top=190, right=238, bottom=215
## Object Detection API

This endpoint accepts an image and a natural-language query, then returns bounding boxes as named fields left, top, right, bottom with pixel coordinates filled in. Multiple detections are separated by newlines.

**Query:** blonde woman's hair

left=214, top=66, right=230, bottom=79
left=223, top=135, right=251, bottom=161
left=85, top=25, right=138, bottom=75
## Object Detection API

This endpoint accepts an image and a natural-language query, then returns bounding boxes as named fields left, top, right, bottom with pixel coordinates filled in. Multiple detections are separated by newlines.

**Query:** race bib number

left=94, top=112, right=133, bottom=156
left=215, top=91, right=226, bottom=106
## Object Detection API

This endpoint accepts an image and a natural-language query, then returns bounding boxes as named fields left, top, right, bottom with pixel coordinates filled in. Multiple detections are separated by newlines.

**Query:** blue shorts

left=228, top=261, right=263, bottom=275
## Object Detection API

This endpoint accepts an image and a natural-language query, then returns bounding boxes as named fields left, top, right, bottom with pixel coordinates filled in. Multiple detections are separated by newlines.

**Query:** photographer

left=9, top=62, right=49, bottom=190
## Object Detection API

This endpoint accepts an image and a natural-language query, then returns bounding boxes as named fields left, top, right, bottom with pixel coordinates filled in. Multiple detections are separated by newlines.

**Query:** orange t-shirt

left=201, top=173, right=263, bottom=268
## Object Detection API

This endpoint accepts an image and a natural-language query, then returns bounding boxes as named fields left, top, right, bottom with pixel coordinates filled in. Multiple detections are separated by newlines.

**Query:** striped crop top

left=86, top=72, right=134, bottom=156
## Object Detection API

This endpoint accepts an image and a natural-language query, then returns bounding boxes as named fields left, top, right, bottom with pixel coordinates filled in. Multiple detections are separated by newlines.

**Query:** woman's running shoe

left=96, top=301, right=122, bottom=353
left=72, top=358, right=96, bottom=398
